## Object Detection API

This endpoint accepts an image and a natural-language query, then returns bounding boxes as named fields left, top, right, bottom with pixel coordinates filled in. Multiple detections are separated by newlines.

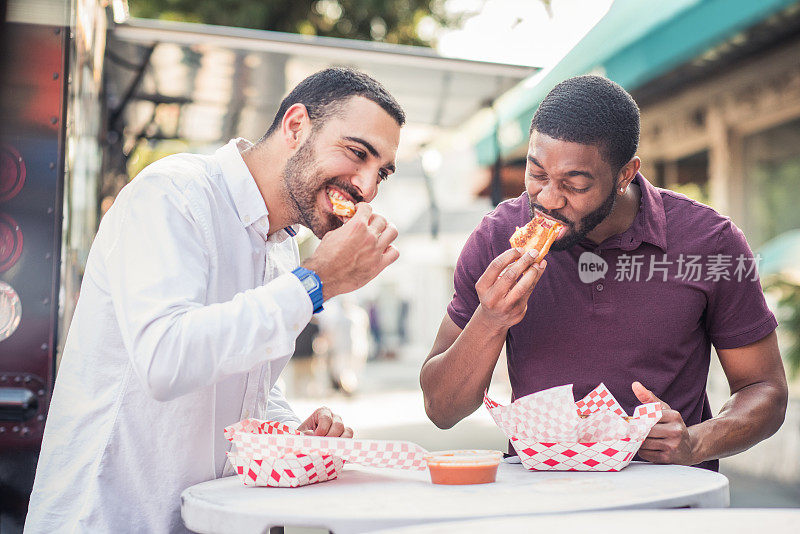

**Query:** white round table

left=372, top=509, right=800, bottom=534
left=181, top=461, right=729, bottom=534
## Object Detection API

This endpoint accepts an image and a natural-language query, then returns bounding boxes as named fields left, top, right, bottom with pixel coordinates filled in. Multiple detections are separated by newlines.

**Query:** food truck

left=0, top=0, right=532, bottom=527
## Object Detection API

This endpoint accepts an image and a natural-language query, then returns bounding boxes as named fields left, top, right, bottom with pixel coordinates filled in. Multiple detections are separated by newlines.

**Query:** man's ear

left=281, top=103, right=311, bottom=150
left=617, top=156, right=641, bottom=192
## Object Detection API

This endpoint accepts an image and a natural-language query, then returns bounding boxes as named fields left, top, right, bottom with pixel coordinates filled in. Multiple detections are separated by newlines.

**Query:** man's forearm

left=422, top=249, right=547, bottom=429
left=689, top=381, right=788, bottom=464
left=119, top=274, right=312, bottom=402
left=421, top=311, right=507, bottom=428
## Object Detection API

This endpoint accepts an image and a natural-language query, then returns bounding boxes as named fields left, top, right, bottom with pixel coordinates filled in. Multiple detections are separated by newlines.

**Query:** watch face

left=301, top=276, right=318, bottom=292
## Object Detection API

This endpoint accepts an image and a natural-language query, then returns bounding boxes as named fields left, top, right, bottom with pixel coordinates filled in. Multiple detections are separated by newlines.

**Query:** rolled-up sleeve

left=104, top=178, right=312, bottom=402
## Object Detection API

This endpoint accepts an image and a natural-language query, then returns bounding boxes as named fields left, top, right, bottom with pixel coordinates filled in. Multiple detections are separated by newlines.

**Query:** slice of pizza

left=328, top=189, right=356, bottom=218
left=509, top=215, right=565, bottom=263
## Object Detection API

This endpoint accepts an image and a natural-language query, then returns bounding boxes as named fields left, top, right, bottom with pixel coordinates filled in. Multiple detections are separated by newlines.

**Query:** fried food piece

left=509, top=215, right=565, bottom=263
left=328, top=189, right=355, bottom=218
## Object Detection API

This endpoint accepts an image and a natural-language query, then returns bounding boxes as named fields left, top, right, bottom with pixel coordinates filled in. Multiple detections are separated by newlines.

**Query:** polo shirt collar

left=620, top=172, right=667, bottom=252
left=215, top=138, right=298, bottom=241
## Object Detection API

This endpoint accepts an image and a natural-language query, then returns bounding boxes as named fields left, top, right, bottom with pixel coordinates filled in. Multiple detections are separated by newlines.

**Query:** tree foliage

left=129, top=0, right=461, bottom=47
left=766, top=278, right=800, bottom=377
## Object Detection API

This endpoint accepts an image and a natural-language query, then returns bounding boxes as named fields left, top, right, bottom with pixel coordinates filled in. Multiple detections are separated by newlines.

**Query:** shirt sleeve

left=705, top=219, right=778, bottom=349
left=104, top=178, right=313, bottom=402
left=447, top=218, right=497, bottom=330
left=266, top=382, right=302, bottom=427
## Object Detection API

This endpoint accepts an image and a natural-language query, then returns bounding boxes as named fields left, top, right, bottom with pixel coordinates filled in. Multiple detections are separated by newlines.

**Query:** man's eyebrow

left=528, top=156, right=594, bottom=180
left=345, top=136, right=395, bottom=172
left=528, top=156, right=542, bottom=167
left=567, top=170, right=595, bottom=180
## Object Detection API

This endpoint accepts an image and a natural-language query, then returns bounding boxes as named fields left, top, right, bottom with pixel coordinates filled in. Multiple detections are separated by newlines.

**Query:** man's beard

left=529, top=181, right=618, bottom=251
left=282, top=135, right=359, bottom=239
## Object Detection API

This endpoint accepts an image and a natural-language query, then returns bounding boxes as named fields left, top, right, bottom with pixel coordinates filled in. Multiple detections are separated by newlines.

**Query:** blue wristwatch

left=292, top=267, right=324, bottom=313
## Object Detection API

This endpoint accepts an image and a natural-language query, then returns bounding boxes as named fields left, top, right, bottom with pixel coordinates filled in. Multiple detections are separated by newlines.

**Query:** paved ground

left=724, top=470, right=800, bottom=508
left=286, top=354, right=800, bottom=509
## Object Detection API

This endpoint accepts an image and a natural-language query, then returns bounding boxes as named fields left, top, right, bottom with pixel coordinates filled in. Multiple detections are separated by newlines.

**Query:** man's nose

left=351, top=167, right=379, bottom=202
left=536, top=182, right=565, bottom=211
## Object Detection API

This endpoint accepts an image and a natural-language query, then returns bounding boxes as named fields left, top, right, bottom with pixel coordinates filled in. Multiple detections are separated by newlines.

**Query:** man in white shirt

left=25, top=68, right=404, bottom=533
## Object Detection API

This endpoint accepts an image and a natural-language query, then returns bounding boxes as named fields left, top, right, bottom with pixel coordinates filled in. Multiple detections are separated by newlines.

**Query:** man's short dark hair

left=263, top=67, right=405, bottom=139
left=530, top=75, right=640, bottom=171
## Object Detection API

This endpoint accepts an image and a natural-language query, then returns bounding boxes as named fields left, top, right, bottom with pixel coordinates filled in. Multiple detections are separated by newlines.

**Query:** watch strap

left=291, top=267, right=324, bottom=313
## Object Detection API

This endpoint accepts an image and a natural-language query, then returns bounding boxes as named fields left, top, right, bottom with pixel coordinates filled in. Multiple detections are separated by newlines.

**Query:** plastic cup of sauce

left=424, top=450, right=503, bottom=485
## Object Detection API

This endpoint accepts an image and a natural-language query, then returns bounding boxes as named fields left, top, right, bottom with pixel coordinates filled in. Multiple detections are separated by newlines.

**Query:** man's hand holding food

left=474, top=247, right=548, bottom=334
left=302, top=202, right=399, bottom=301
left=632, top=381, right=696, bottom=465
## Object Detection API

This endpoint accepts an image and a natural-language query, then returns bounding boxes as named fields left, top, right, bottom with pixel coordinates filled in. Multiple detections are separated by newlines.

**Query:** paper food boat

left=224, top=419, right=427, bottom=487
left=484, top=384, right=662, bottom=472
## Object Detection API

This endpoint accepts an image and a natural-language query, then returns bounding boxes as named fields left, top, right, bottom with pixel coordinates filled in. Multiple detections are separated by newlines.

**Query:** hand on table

left=632, top=381, right=697, bottom=465
left=297, top=406, right=354, bottom=438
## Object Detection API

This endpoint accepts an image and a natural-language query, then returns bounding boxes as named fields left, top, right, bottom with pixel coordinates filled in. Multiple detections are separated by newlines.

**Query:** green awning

left=475, top=0, right=800, bottom=166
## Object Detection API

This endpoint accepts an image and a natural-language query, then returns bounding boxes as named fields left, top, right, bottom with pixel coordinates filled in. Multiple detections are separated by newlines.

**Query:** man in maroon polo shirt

left=420, top=76, right=788, bottom=470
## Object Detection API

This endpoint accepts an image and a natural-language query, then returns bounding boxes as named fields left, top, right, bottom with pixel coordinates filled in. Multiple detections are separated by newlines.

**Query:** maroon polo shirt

left=447, top=173, right=777, bottom=471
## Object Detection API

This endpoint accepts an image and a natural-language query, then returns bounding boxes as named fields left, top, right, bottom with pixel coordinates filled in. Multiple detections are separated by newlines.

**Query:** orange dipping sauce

left=424, top=450, right=503, bottom=485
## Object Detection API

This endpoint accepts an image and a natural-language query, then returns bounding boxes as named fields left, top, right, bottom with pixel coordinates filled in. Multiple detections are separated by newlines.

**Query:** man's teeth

left=328, top=189, right=347, bottom=201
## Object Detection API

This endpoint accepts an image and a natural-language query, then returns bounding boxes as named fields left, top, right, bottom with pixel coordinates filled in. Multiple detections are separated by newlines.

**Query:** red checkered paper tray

left=224, top=419, right=428, bottom=487
left=484, top=384, right=662, bottom=472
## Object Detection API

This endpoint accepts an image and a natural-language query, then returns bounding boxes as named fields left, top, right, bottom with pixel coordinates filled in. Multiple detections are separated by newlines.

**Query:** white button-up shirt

left=25, top=139, right=313, bottom=533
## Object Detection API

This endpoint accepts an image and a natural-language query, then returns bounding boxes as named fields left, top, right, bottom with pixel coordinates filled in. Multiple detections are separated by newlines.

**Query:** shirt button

left=596, top=283, right=604, bottom=291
